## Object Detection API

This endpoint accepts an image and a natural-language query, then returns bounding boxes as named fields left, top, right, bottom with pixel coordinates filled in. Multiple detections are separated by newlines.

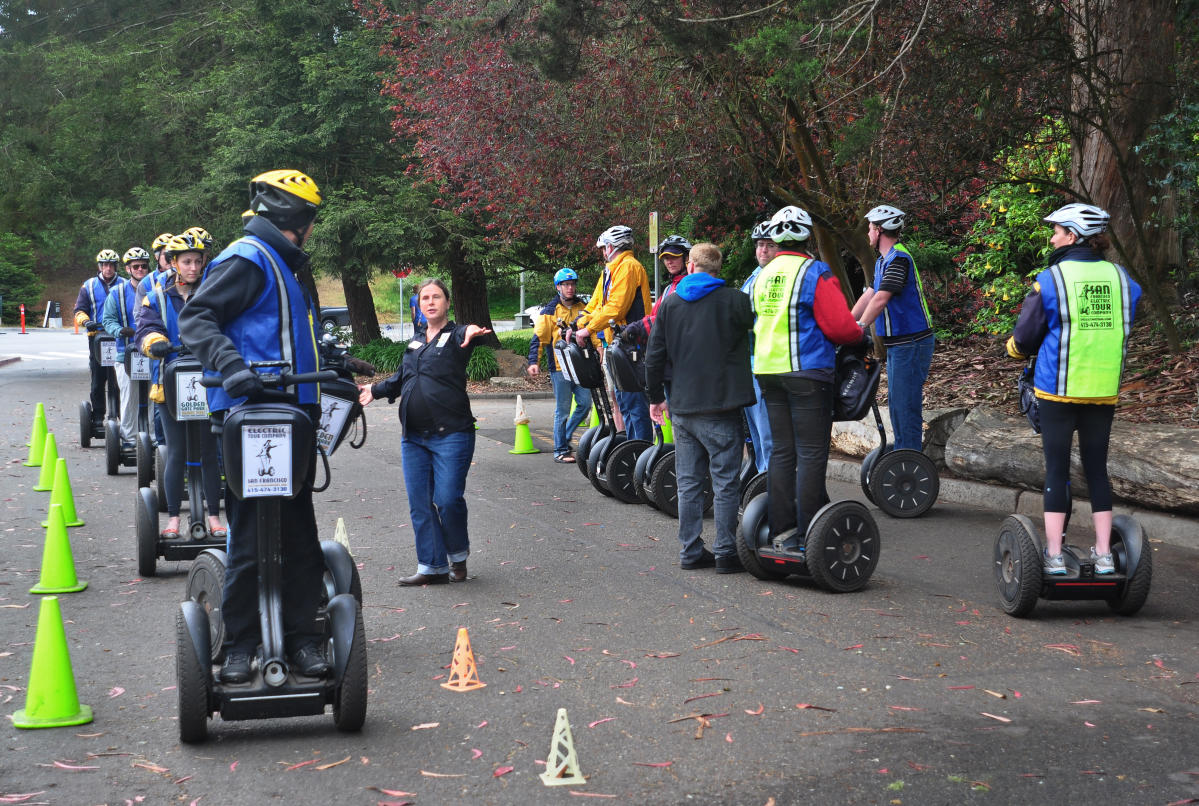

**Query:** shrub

left=497, top=328, right=535, bottom=355
left=349, top=338, right=407, bottom=375
left=0, top=233, right=45, bottom=323
left=465, top=346, right=499, bottom=381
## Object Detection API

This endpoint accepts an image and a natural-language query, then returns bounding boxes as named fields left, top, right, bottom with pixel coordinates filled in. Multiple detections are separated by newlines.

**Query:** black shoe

left=716, top=554, right=745, bottom=574
left=398, top=572, right=449, bottom=586
left=219, top=647, right=253, bottom=684
left=289, top=643, right=331, bottom=677
left=449, top=561, right=468, bottom=582
left=681, top=549, right=716, bottom=570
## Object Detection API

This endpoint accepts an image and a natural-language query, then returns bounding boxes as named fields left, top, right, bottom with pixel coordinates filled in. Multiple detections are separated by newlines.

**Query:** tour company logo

left=242, top=424, right=293, bottom=498
left=176, top=372, right=210, bottom=419
left=316, top=397, right=352, bottom=454
left=1075, top=281, right=1114, bottom=330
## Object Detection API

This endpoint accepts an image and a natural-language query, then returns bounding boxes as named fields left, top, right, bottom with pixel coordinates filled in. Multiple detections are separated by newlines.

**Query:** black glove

left=85, top=320, right=100, bottom=333
left=345, top=355, right=376, bottom=376
left=222, top=368, right=265, bottom=400
left=148, top=340, right=172, bottom=358
left=120, top=326, right=135, bottom=338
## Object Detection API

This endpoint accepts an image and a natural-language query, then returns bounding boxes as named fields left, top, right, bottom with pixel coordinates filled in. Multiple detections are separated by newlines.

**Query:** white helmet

left=595, top=225, right=634, bottom=250
left=1043, top=203, right=1109, bottom=238
left=750, top=220, right=772, bottom=241
left=865, top=204, right=905, bottom=232
left=768, top=206, right=813, bottom=243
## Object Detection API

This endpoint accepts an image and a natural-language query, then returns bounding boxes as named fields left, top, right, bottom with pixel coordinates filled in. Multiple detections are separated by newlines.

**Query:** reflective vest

left=874, top=243, right=932, bottom=339
left=111, top=280, right=135, bottom=357
left=81, top=275, right=115, bottom=319
left=202, top=237, right=321, bottom=412
left=751, top=254, right=835, bottom=375
left=1034, top=258, right=1140, bottom=403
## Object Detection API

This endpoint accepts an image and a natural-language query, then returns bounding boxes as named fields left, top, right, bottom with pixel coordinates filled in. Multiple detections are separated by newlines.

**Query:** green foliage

left=496, top=329, right=535, bottom=356
left=349, top=338, right=407, bottom=375
left=0, top=233, right=44, bottom=321
left=1137, top=100, right=1199, bottom=288
left=465, top=346, right=499, bottom=381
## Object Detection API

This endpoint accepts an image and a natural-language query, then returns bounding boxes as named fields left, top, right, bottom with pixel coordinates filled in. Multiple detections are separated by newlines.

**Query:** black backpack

left=833, top=341, right=882, bottom=422
left=1017, top=358, right=1041, bottom=434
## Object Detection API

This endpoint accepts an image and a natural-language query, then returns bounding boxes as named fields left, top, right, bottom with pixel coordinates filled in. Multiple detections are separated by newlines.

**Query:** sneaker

left=681, top=549, right=716, bottom=570
left=1090, top=547, right=1115, bottom=575
left=1043, top=549, right=1067, bottom=576
left=771, top=528, right=802, bottom=553
left=219, top=647, right=254, bottom=684
left=289, top=643, right=331, bottom=677
left=715, top=554, right=745, bottom=574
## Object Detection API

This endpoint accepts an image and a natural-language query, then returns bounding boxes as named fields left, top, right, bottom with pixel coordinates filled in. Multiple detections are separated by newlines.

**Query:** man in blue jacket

left=645, top=243, right=754, bottom=573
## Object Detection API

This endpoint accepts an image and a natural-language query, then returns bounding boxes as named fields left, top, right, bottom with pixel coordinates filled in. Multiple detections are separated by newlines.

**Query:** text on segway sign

left=100, top=340, right=118, bottom=367
left=241, top=424, right=293, bottom=498
left=129, top=353, right=151, bottom=381
left=175, top=371, right=210, bottom=420
left=316, top=397, right=353, bottom=454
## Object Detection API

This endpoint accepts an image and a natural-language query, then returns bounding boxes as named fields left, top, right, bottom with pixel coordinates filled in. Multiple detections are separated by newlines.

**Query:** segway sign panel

left=241, top=424, right=293, bottom=498
left=129, top=352, right=151, bottom=381
left=315, top=397, right=353, bottom=455
left=175, top=371, right=210, bottom=420
left=99, top=339, right=118, bottom=367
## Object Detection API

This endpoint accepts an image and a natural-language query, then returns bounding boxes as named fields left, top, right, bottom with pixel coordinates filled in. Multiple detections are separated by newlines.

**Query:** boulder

left=922, top=407, right=970, bottom=470
left=830, top=406, right=969, bottom=469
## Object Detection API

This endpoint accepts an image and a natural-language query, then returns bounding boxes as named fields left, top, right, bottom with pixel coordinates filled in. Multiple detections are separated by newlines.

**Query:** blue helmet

left=554, top=267, right=579, bottom=285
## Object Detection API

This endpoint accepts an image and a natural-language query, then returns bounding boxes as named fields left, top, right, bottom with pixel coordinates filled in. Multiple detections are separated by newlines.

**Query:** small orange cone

left=439, top=627, right=486, bottom=691
left=30, top=504, right=87, bottom=595
left=23, top=403, right=48, bottom=465
left=42, top=458, right=84, bottom=528
left=12, top=596, right=94, bottom=729
left=539, top=707, right=586, bottom=786
left=32, top=433, right=59, bottom=492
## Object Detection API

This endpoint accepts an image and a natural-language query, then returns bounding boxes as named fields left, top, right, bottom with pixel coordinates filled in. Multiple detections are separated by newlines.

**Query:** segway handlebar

left=200, top=368, right=339, bottom=388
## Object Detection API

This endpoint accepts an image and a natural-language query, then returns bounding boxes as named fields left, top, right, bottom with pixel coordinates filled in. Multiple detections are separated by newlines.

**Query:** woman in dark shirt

left=359, top=278, right=492, bottom=585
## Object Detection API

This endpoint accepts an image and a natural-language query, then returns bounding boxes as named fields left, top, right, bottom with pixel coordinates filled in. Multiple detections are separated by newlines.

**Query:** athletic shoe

left=290, top=643, right=331, bottom=677
left=220, top=647, right=253, bottom=684
left=1090, top=547, right=1115, bottom=575
left=1043, top=549, right=1067, bottom=576
left=715, top=554, right=744, bottom=574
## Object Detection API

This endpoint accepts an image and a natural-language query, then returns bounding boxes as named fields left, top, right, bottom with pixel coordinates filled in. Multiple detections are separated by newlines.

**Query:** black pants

left=759, top=374, right=833, bottom=538
left=1040, top=399, right=1115, bottom=513
left=88, top=352, right=110, bottom=421
left=159, top=403, right=222, bottom=519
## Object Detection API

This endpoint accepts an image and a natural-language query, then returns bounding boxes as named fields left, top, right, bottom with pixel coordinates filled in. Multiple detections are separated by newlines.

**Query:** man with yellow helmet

left=179, top=169, right=327, bottom=684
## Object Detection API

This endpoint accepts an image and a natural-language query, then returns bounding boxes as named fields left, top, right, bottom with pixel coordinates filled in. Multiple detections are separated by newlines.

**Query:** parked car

left=319, top=306, right=350, bottom=332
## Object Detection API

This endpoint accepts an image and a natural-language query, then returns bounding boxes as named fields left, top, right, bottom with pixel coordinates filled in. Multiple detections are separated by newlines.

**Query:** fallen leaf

left=368, top=788, right=416, bottom=797
left=476, top=720, right=488, bottom=728
left=778, top=646, right=800, bottom=653
left=980, top=712, right=1011, bottom=723
left=615, top=696, right=634, bottom=706
left=588, top=718, right=616, bottom=728
left=410, top=722, right=440, bottom=731
left=632, top=761, right=673, bottom=768
left=683, top=692, right=722, bottom=704
left=230, top=761, right=239, bottom=772
left=1084, top=721, right=1096, bottom=727
left=725, top=732, right=733, bottom=743
left=420, top=771, right=466, bottom=778
left=745, top=704, right=765, bottom=715
left=983, top=690, right=1006, bottom=699
left=795, top=703, right=836, bottom=712
left=1044, top=643, right=1081, bottom=656
left=1139, top=707, right=1166, bottom=713
left=947, top=685, right=975, bottom=691
left=493, top=766, right=514, bottom=777
left=568, top=793, right=617, bottom=799
left=611, top=677, right=638, bottom=689
left=315, top=756, right=350, bottom=770
left=471, top=749, right=482, bottom=760
left=107, top=687, right=125, bottom=698
left=132, top=761, right=169, bottom=773
left=0, top=794, right=46, bottom=804
left=887, top=705, right=924, bottom=711
left=564, top=656, right=575, bottom=665
left=285, top=760, right=317, bottom=771
left=842, top=644, right=864, bottom=650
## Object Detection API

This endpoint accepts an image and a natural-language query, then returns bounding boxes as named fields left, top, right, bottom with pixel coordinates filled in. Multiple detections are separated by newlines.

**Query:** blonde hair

left=688, top=242, right=723, bottom=276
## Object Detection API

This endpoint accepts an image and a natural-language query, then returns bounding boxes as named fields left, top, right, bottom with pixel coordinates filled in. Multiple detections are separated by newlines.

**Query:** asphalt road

left=2, top=330, right=1197, bottom=806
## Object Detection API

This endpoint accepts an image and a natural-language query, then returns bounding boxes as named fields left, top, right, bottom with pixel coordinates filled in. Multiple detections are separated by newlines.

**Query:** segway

left=587, top=323, right=646, bottom=499
left=79, top=324, right=116, bottom=448
left=105, top=346, right=153, bottom=475
left=176, top=367, right=367, bottom=742
left=633, top=423, right=673, bottom=509
left=735, top=342, right=883, bottom=591
left=552, top=323, right=617, bottom=480
left=858, top=366, right=939, bottom=518
left=135, top=349, right=225, bottom=576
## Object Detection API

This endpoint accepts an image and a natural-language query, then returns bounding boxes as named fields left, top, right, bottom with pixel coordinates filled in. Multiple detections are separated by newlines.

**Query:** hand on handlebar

left=148, top=340, right=172, bottom=358
left=119, top=326, right=135, bottom=338
left=223, top=368, right=265, bottom=400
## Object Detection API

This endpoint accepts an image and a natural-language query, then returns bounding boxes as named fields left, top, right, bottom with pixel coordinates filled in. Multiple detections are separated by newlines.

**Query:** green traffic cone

left=30, top=503, right=87, bottom=595
left=23, top=403, right=48, bottom=466
left=33, top=433, right=59, bottom=492
left=510, top=422, right=540, bottom=455
left=11, top=596, right=94, bottom=729
left=588, top=405, right=600, bottom=429
left=42, top=458, right=84, bottom=528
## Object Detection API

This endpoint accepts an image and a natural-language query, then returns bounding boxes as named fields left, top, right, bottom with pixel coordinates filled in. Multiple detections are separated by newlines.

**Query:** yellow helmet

left=248, top=169, right=321, bottom=232
left=164, top=233, right=204, bottom=260
left=151, top=233, right=173, bottom=252
left=95, top=249, right=120, bottom=264
left=123, top=247, right=151, bottom=264
left=241, top=209, right=256, bottom=220
left=183, top=226, right=213, bottom=251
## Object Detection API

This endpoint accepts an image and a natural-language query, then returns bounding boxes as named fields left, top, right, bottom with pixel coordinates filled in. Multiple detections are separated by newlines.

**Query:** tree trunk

left=342, top=269, right=381, bottom=344
left=443, top=238, right=500, bottom=347
left=1069, top=0, right=1181, bottom=348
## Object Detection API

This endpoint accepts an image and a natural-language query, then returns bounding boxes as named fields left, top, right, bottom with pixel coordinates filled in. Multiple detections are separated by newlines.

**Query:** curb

left=0, top=355, right=21, bottom=368
left=470, top=390, right=554, bottom=401
left=827, top=458, right=1199, bottom=552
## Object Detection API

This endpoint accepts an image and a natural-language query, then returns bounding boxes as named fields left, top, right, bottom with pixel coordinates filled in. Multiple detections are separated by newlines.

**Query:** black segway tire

left=648, top=451, right=679, bottom=517
left=804, top=501, right=880, bottom=593
left=994, top=515, right=1042, bottom=617
left=739, top=471, right=768, bottom=516
left=333, top=603, right=368, bottom=732
left=605, top=439, right=650, bottom=504
left=633, top=443, right=660, bottom=507
left=735, top=493, right=788, bottom=581
left=860, top=447, right=882, bottom=504
left=1108, top=515, right=1152, bottom=616
left=586, top=435, right=616, bottom=496
left=868, top=449, right=938, bottom=518
left=187, top=550, right=228, bottom=662
left=137, top=486, right=159, bottom=577
left=79, top=401, right=92, bottom=448
left=104, top=420, right=122, bottom=475
left=176, top=606, right=211, bottom=744
left=576, top=424, right=603, bottom=479
left=136, top=432, right=154, bottom=487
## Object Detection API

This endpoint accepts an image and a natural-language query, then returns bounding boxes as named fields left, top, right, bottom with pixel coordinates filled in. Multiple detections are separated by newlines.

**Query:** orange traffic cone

left=539, top=707, right=586, bottom=786
left=42, top=458, right=84, bottom=528
left=32, top=433, right=59, bottom=492
left=12, top=596, right=94, bottom=729
left=23, top=403, right=48, bottom=466
left=30, top=504, right=87, bottom=595
left=440, top=627, right=486, bottom=691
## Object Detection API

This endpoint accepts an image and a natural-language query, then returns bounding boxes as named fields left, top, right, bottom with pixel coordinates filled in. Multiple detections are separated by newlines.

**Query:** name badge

left=408, top=340, right=423, bottom=350
left=437, top=332, right=451, bottom=348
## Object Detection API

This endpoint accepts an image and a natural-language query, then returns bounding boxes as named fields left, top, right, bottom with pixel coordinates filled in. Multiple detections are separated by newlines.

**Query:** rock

left=944, top=405, right=1199, bottom=515
left=923, top=407, right=970, bottom=470
left=494, top=348, right=529, bottom=377
left=489, top=376, right=525, bottom=388
left=831, top=405, right=966, bottom=466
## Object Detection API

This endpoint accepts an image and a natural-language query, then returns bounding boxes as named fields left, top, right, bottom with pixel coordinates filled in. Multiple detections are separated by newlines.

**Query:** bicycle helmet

left=1043, top=203, right=1109, bottom=238
left=657, top=235, right=692, bottom=257
left=241, top=209, right=256, bottom=221
left=865, top=204, right=905, bottom=232
left=122, top=247, right=151, bottom=265
left=595, top=225, right=634, bottom=250
left=163, top=233, right=204, bottom=259
left=151, top=233, right=173, bottom=253
left=750, top=221, right=772, bottom=241
left=249, top=169, right=321, bottom=233
left=95, top=249, right=120, bottom=264
left=554, top=267, right=579, bottom=285
left=183, top=226, right=213, bottom=251
left=768, top=206, right=813, bottom=243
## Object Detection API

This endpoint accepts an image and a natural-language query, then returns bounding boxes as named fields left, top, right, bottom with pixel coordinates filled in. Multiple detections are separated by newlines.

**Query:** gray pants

left=671, top=410, right=743, bottom=564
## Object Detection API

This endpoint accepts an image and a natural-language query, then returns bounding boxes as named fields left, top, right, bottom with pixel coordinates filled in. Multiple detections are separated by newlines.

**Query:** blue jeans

left=885, top=334, right=935, bottom=452
left=744, top=375, right=772, bottom=473
left=672, top=411, right=743, bottom=563
left=615, top=389, right=651, bottom=442
left=759, top=375, right=833, bottom=538
left=401, top=429, right=475, bottom=575
left=551, top=371, right=592, bottom=456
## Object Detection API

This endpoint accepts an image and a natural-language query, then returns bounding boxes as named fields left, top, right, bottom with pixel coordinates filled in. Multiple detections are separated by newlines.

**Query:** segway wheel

left=79, top=401, right=92, bottom=448
left=586, top=435, right=616, bottom=497
left=735, top=493, right=788, bottom=581
left=860, top=447, right=882, bottom=504
left=605, top=439, right=650, bottom=504
left=739, top=471, right=768, bottom=517
left=137, top=486, right=159, bottom=577
left=576, top=424, right=603, bottom=479
left=868, top=449, right=939, bottom=518
left=994, top=515, right=1042, bottom=617
left=333, top=604, right=368, bottom=732
left=1108, top=515, right=1153, bottom=616
left=187, top=550, right=228, bottom=661
left=804, top=501, right=880, bottom=593
left=633, top=443, right=661, bottom=508
left=175, top=607, right=211, bottom=744
left=104, top=421, right=121, bottom=475
left=648, top=451, right=679, bottom=517
left=136, top=432, right=154, bottom=488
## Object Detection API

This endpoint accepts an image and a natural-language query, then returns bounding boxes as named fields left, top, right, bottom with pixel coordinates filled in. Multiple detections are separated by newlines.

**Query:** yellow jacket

left=530, top=296, right=593, bottom=372
left=578, top=250, right=651, bottom=343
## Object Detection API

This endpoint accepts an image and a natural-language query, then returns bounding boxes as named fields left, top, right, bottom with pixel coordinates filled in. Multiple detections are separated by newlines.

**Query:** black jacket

left=645, top=277, right=755, bottom=415
left=372, top=322, right=476, bottom=435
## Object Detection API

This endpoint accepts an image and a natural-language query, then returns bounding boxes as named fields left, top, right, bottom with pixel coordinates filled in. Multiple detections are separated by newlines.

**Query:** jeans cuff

left=447, top=550, right=469, bottom=564
left=417, top=562, right=449, bottom=575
